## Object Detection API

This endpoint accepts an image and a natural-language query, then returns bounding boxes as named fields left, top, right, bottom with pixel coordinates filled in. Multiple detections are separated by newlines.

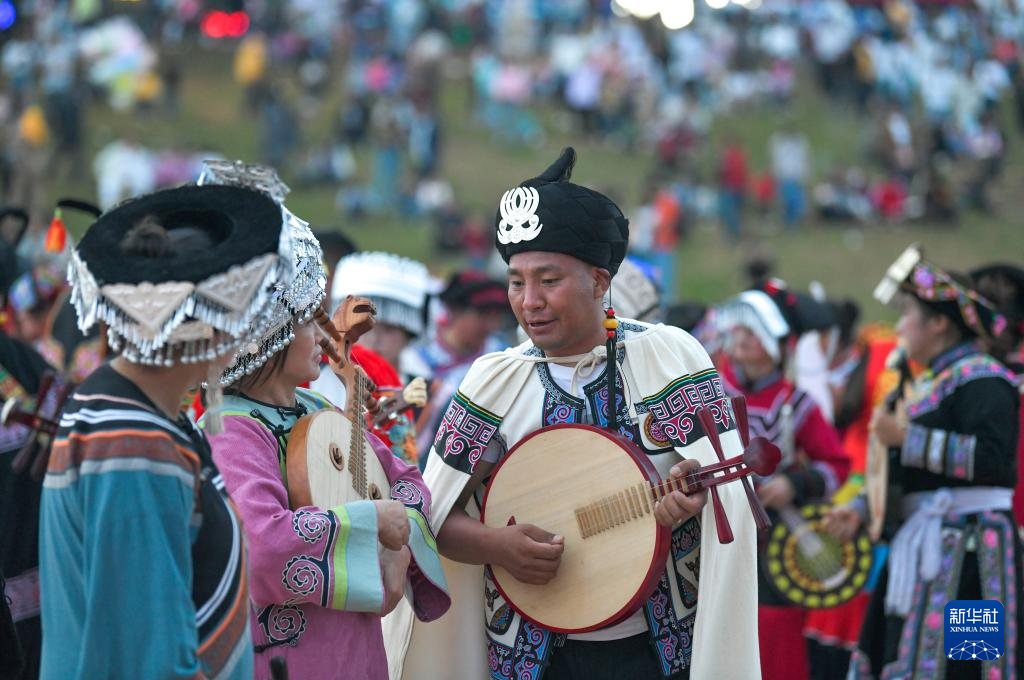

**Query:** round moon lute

left=480, top=422, right=780, bottom=633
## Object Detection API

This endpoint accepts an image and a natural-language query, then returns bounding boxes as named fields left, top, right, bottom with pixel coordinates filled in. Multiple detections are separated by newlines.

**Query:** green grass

left=47, top=46, right=1024, bottom=321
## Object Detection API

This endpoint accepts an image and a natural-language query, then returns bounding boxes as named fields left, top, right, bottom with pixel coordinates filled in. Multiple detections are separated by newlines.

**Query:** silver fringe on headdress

left=203, top=161, right=328, bottom=387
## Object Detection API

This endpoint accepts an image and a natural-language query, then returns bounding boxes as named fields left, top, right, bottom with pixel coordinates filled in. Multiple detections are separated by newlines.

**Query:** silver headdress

left=203, top=160, right=328, bottom=386
left=68, top=179, right=295, bottom=368
left=331, top=252, right=429, bottom=337
left=713, top=290, right=791, bottom=363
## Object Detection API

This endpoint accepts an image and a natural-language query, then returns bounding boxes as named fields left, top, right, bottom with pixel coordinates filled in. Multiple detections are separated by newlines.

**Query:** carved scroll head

left=332, top=295, right=377, bottom=343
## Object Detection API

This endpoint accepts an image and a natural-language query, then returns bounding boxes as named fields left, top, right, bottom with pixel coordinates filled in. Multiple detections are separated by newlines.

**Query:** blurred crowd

left=2, top=1, right=1022, bottom=275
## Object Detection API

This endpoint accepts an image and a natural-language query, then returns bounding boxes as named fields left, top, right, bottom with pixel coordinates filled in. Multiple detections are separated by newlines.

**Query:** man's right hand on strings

left=495, top=523, right=565, bottom=585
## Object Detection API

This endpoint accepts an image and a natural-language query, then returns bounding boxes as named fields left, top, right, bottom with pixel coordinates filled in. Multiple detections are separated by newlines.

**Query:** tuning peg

left=314, top=304, right=343, bottom=341
left=730, top=395, right=751, bottom=448
left=696, top=406, right=726, bottom=463
left=697, top=405, right=772, bottom=535
left=695, top=407, right=734, bottom=543
left=729, top=395, right=770, bottom=528
left=730, top=397, right=773, bottom=530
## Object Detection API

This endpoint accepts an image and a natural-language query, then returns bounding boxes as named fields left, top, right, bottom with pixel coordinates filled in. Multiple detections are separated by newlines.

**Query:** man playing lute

left=391, top=148, right=761, bottom=680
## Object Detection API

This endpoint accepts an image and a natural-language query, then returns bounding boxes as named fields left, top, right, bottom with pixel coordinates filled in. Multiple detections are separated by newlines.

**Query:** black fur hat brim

left=78, top=184, right=283, bottom=286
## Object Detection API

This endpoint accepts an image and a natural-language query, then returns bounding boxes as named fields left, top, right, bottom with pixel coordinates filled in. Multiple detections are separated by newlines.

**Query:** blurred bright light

left=744, top=0, right=762, bottom=9
left=0, top=1, right=15, bottom=31
left=611, top=0, right=631, bottom=17
left=201, top=11, right=250, bottom=39
left=706, top=0, right=730, bottom=8
left=660, top=0, right=694, bottom=30
left=619, top=0, right=661, bottom=19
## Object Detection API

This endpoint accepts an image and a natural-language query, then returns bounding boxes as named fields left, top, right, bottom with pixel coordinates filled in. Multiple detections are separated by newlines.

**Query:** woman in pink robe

left=207, top=313, right=450, bottom=680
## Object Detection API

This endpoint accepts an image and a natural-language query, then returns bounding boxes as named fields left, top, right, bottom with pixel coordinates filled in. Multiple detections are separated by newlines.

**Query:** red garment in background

left=871, top=179, right=905, bottom=220
left=351, top=344, right=399, bottom=394
left=841, top=326, right=898, bottom=476
left=719, top=358, right=850, bottom=680
left=752, top=172, right=776, bottom=208
left=995, top=38, right=1018, bottom=65
left=719, top=358, right=851, bottom=486
left=720, top=144, right=749, bottom=193
left=759, top=606, right=810, bottom=680
left=652, top=189, right=681, bottom=251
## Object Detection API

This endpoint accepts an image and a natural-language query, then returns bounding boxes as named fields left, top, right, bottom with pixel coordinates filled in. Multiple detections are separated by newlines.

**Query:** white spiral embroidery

left=496, top=187, right=543, bottom=245
left=292, top=509, right=331, bottom=544
left=390, top=480, right=424, bottom=508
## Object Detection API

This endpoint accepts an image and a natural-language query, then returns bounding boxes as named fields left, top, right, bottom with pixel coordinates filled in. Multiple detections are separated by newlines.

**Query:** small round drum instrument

left=762, top=503, right=873, bottom=609
left=480, top=420, right=780, bottom=633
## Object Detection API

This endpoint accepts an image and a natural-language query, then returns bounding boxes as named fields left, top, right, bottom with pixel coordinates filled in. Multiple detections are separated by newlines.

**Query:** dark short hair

left=911, top=294, right=975, bottom=341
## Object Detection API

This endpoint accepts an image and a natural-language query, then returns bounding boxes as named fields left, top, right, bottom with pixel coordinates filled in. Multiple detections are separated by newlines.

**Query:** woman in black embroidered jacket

left=830, top=247, right=1021, bottom=680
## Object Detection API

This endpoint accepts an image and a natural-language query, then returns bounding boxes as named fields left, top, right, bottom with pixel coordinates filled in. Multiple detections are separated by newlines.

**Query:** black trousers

left=544, top=633, right=689, bottom=680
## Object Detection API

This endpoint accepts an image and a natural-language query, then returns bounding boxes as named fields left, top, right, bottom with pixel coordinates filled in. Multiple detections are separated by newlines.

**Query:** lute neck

left=649, top=472, right=700, bottom=499
left=346, top=364, right=368, bottom=497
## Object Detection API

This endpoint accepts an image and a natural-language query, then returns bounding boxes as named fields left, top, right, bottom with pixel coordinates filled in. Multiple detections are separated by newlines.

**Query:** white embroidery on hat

left=497, top=187, right=543, bottom=245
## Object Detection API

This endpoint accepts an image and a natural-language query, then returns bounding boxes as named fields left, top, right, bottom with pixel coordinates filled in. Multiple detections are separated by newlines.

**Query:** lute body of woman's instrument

left=864, top=346, right=913, bottom=542
left=479, top=403, right=780, bottom=633
left=762, top=502, right=873, bottom=609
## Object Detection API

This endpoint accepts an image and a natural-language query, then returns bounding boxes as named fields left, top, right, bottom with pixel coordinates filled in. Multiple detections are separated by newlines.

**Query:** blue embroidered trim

left=487, top=620, right=559, bottom=680
left=583, top=368, right=637, bottom=442
left=541, top=390, right=583, bottom=426
left=945, top=432, right=977, bottom=481
left=643, top=574, right=687, bottom=675
left=902, top=423, right=929, bottom=470
left=907, top=354, right=1017, bottom=419
left=977, top=512, right=1018, bottom=676
left=929, top=342, right=979, bottom=375
left=902, top=359, right=999, bottom=483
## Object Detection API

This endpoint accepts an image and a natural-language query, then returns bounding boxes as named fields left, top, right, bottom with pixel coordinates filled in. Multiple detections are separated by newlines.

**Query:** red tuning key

left=729, top=396, right=772, bottom=530
left=695, top=407, right=734, bottom=544
left=731, top=395, right=751, bottom=447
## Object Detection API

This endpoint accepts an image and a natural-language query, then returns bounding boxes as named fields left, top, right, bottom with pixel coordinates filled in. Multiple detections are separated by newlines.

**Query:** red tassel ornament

left=45, top=209, right=67, bottom=253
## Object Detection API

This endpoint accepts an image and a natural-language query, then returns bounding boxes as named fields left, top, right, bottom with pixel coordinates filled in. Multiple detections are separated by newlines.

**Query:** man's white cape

left=384, top=322, right=761, bottom=679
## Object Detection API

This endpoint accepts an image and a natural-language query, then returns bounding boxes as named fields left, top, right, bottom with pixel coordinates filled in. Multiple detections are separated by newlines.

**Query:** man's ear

left=593, top=267, right=612, bottom=299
